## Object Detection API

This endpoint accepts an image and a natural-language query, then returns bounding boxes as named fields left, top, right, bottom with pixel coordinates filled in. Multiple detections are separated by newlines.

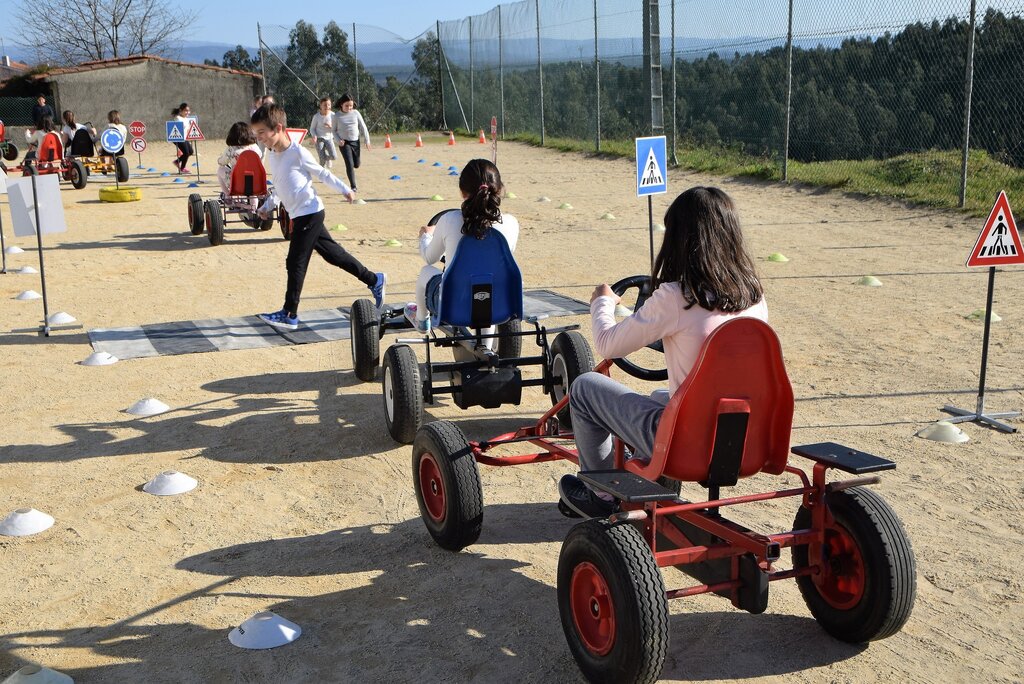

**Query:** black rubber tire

left=204, top=200, right=224, bottom=246
left=114, top=156, right=130, bottom=183
left=258, top=217, right=275, bottom=231
left=383, top=344, right=423, bottom=444
left=558, top=519, right=668, bottom=684
left=792, top=487, right=916, bottom=643
left=187, top=194, right=205, bottom=235
left=549, top=330, right=595, bottom=429
left=350, top=298, right=380, bottom=382
left=496, top=319, right=522, bottom=359
left=69, top=160, right=87, bottom=189
left=279, top=206, right=291, bottom=241
left=412, top=420, right=483, bottom=551
left=2, top=142, right=17, bottom=161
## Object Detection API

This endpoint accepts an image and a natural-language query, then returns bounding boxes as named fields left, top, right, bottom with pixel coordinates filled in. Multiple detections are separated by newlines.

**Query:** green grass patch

left=492, top=132, right=1024, bottom=216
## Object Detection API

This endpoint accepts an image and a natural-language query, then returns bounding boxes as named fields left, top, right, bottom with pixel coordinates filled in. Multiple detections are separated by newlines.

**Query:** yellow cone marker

left=655, top=223, right=666, bottom=232
left=506, top=192, right=518, bottom=199
left=331, top=224, right=348, bottom=231
left=966, top=309, right=1001, bottom=322
left=601, top=212, right=616, bottom=220
left=768, top=252, right=789, bottom=263
left=559, top=202, right=573, bottom=210
left=857, top=275, right=882, bottom=287
left=430, top=194, right=444, bottom=201
left=385, top=239, right=403, bottom=247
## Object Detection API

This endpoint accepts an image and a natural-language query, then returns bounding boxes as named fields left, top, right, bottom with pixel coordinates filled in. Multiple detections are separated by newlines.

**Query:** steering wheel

left=427, top=208, right=460, bottom=227
left=609, top=275, right=668, bottom=382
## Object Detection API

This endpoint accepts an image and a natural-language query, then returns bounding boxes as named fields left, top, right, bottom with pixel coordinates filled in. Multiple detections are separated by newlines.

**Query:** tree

left=220, top=46, right=260, bottom=73
left=15, top=0, right=198, bottom=65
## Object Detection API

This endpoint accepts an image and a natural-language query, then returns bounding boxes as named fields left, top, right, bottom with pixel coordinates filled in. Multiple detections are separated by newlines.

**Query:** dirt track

left=0, top=133, right=1021, bottom=682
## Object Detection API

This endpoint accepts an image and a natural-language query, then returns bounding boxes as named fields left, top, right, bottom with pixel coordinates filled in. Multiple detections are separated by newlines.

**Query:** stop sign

left=129, top=120, right=146, bottom=137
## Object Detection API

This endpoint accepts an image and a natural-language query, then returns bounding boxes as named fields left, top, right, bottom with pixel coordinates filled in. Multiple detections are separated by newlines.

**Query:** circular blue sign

left=100, top=127, right=126, bottom=154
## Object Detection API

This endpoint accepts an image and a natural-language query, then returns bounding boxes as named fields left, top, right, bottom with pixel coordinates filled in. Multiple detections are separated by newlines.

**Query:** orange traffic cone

left=415, top=133, right=423, bottom=148
left=447, top=131, right=456, bottom=146
left=478, top=129, right=486, bottom=144
left=384, top=134, right=392, bottom=149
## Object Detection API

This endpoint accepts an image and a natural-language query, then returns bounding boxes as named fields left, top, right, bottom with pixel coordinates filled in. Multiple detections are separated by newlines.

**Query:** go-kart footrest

left=580, top=470, right=679, bottom=503
left=791, top=442, right=896, bottom=474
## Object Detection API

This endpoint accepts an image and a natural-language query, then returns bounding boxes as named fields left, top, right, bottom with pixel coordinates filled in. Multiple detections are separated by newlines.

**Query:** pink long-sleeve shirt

left=592, top=282, right=768, bottom=395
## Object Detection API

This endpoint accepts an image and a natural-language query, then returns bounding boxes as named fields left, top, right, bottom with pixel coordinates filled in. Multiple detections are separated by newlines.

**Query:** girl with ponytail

left=409, top=158, right=520, bottom=332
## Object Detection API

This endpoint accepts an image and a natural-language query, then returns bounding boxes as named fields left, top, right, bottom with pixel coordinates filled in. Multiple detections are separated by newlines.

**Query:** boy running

left=252, top=104, right=386, bottom=331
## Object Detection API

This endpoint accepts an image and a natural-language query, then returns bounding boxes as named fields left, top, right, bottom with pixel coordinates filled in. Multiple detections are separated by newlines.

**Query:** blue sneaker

left=258, top=309, right=299, bottom=331
left=403, top=303, right=430, bottom=332
left=370, top=272, right=387, bottom=309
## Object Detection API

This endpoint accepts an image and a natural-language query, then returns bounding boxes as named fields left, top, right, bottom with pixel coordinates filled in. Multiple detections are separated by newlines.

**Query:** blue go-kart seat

left=435, top=227, right=523, bottom=330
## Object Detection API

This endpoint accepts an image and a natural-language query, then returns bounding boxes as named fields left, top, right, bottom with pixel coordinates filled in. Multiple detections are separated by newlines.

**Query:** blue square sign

left=636, top=136, right=667, bottom=197
left=166, top=120, right=185, bottom=142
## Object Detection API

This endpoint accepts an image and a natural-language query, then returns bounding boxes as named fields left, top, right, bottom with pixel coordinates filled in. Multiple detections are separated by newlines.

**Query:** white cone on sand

left=915, top=421, right=969, bottom=444
left=46, top=312, right=76, bottom=325
left=126, top=398, right=170, bottom=416
left=229, top=611, right=302, bottom=649
left=15, top=290, right=42, bottom=300
left=1, top=665, right=74, bottom=684
left=18, top=266, right=37, bottom=274
left=655, top=223, right=666, bottom=232
left=143, top=471, right=198, bottom=496
left=80, top=351, right=118, bottom=366
left=4, top=245, right=24, bottom=255
left=0, top=508, right=55, bottom=537
left=538, top=196, right=551, bottom=203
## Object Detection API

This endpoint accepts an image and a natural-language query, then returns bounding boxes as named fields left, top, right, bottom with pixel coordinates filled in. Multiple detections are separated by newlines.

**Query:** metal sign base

left=941, top=404, right=1019, bottom=433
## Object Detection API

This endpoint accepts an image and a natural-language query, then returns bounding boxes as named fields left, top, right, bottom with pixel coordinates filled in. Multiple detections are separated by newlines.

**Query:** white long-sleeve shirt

left=310, top=111, right=334, bottom=140
left=419, top=210, right=520, bottom=265
left=591, top=282, right=768, bottom=395
left=333, top=110, right=370, bottom=144
left=260, top=141, right=352, bottom=218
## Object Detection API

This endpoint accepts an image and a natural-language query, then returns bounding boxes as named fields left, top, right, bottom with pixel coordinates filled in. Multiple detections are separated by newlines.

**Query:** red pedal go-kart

left=9, top=131, right=87, bottom=189
left=0, top=120, right=19, bottom=161
left=185, top=150, right=286, bottom=246
left=411, top=275, right=916, bottom=684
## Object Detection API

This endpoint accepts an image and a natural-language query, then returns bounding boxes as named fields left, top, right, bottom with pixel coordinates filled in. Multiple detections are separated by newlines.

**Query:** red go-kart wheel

left=411, top=421, right=482, bottom=551
left=558, top=518, right=668, bottom=684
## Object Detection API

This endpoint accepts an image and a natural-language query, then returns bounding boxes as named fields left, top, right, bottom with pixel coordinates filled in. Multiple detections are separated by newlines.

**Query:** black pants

left=284, top=210, right=376, bottom=314
left=339, top=139, right=361, bottom=190
left=175, top=141, right=193, bottom=169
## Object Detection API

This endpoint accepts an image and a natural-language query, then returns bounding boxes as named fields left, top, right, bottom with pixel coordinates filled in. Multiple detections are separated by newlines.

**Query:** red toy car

left=186, top=150, right=284, bottom=246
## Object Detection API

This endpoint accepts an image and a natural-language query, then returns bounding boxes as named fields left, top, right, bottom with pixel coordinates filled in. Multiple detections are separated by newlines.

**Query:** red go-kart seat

left=38, top=132, right=64, bottom=163
left=0, top=121, right=6, bottom=141
left=625, top=317, right=794, bottom=486
left=228, top=150, right=267, bottom=197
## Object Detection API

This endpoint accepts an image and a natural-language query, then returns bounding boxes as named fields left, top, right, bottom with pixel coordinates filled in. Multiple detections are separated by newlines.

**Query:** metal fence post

left=353, top=23, right=360, bottom=106
left=499, top=5, right=505, bottom=139
left=469, top=16, right=474, bottom=131
left=257, top=22, right=268, bottom=96
left=536, top=0, right=545, bottom=145
left=594, top=0, right=601, bottom=152
left=670, top=0, right=677, bottom=164
left=438, top=20, right=447, bottom=130
left=959, top=0, right=978, bottom=208
left=782, top=0, right=793, bottom=181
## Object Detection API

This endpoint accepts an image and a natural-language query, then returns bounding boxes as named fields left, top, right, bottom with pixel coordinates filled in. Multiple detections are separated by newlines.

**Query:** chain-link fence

left=0, top=97, right=36, bottom=126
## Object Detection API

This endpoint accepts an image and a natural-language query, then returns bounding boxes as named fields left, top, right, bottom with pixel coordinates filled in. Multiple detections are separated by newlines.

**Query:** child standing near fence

left=333, top=94, right=370, bottom=191
left=252, top=103, right=387, bottom=331
left=216, top=121, right=261, bottom=196
left=310, top=97, right=337, bottom=169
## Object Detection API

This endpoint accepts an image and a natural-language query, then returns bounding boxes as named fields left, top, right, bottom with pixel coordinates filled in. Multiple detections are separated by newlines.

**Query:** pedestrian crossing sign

left=636, top=136, right=667, bottom=197
left=165, top=120, right=184, bottom=142
left=185, top=119, right=204, bottom=141
left=966, top=190, right=1024, bottom=268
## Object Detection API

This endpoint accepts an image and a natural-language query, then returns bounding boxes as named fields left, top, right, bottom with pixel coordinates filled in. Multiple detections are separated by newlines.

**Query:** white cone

left=4, top=245, right=25, bottom=255
left=18, top=266, right=37, bottom=275
left=143, top=471, right=198, bottom=496
left=1, top=665, right=74, bottom=684
left=126, top=398, right=170, bottom=416
left=0, top=508, right=55, bottom=537
left=15, top=290, right=42, bottom=301
left=46, top=312, right=76, bottom=325
left=915, top=421, right=969, bottom=444
left=229, top=611, right=302, bottom=649
left=80, top=351, right=118, bottom=366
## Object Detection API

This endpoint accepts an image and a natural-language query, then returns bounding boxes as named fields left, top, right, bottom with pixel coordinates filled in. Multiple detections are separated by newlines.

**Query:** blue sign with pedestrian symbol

left=635, top=136, right=667, bottom=197
left=100, top=127, right=125, bottom=154
left=166, top=120, right=185, bottom=142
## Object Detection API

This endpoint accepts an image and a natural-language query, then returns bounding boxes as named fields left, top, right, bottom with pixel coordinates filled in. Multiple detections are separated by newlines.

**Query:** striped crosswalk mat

left=87, top=289, right=589, bottom=360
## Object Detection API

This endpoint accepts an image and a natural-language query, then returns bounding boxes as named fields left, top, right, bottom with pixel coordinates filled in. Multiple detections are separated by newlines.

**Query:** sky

left=0, top=0, right=494, bottom=53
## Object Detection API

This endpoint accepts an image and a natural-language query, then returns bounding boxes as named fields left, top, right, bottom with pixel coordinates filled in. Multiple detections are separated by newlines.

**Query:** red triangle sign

left=966, top=191, right=1024, bottom=268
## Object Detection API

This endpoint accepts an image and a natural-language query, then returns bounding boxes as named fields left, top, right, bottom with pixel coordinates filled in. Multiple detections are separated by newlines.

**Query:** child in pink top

left=559, top=186, right=768, bottom=518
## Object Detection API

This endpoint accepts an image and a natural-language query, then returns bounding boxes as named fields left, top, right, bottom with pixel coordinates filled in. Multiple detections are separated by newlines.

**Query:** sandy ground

left=0, top=133, right=1021, bottom=683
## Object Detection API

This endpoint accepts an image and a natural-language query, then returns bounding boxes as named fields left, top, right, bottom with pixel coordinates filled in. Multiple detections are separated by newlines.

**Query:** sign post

left=941, top=190, right=1023, bottom=432
left=129, top=120, right=146, bottom=169
left=0, top=169, right=7, bottom=274
left=491, top=115, right=498, bottom=164
left=635, top=135, right=668, bottom=273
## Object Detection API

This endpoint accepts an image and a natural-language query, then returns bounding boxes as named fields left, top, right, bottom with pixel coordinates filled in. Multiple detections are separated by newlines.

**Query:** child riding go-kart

left=9, top=131, right=87, bottom=189
left=350, top=207, right=595, bottom=444
left=66, top=127, right=130, bottom=183
left=408, top=273, right=917, bottom=684
left=0, top=120, right=19, bottom=161
left=186, top=149, right=285, bottom=246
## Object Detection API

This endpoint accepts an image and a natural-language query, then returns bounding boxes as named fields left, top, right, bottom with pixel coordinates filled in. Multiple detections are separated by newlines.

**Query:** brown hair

left=107, top=110, right=121, bottom=125
left=653, top=186, right=763, bottom=312
left=251, top=103, right=287, bottom=129
left=458, top=159, right=503, bottom=239
left=226, top=121, right=256, bottom=146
